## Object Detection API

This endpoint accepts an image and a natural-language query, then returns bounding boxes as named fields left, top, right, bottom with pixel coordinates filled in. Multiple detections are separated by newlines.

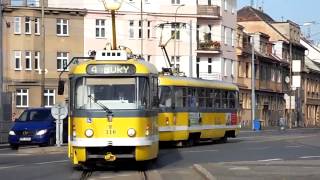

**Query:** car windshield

left=17, top=109, right=52, bottom=122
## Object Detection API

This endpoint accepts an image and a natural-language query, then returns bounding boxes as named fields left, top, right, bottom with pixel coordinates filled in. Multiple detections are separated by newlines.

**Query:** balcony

left=199, top=72, right=222, bottom=81
left=197, top=40, right=221, bottom=54
left=197, top=5, right=220, bottom=17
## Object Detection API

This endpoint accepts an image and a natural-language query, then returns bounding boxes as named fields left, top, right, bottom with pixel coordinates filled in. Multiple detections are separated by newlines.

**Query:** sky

left=238, top=0, right=320, bottom=44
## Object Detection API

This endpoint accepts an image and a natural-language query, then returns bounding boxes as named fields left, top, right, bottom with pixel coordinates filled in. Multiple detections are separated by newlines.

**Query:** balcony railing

left=197, top=40, right=221, bottom=51
left=199, top=72, right=222, bottom=80
left=197, top=5, right=220, bottom=17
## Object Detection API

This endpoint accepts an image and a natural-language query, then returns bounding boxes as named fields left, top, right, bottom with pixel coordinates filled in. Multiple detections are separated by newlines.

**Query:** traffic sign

left=51, top=103, right=68, bottom=120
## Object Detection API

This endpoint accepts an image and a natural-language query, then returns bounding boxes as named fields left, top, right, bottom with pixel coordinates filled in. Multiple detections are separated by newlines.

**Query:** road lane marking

left=0, top=165, right=24, bottom=170
left=247, top=147, right=270, bottom=150
left=34, top=160, right=69, bottom=165
left=299, top=156, right=320, bottom=159
left=0, top=153, right=30, bottom=156
left=257, top=158, right=283, bottom=162
left=286, top=145, right=303, bottom=148
left=229, top=166, right=250, bottom=170
left=181, top=149, right=218, bottom=153
left=193, top=164, right=217, bottom=180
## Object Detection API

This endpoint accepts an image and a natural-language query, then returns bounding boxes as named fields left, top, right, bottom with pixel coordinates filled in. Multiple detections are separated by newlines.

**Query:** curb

left=193, top=164, right=216, bottom=180
left=0, top=144, right=9, bottom=149
left=17, top=145, right=67, bottom=154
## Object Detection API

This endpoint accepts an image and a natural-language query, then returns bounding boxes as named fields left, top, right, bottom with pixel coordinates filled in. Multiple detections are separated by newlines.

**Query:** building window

left=224, top=59, right=228, bottom=76
left=147, top=21, right=151, bottom=39
left=138, top=20, right=142, bottom=39
left=147, top=55, right=151, bottom=62
left=196, top=58, right=200, bottom=78
left=224, top=26, right=228, bottom=45
left=96, top=19, right=106, bottom=38
left=224, top=0, right=228, bottom=11
left=14, top=17, right=21, bottom=34
left=208, top=58, right=212, bottom=73
left=231, top=29, right=235, bottom=47
left=171, top=0, right=180, bottom=5
left=14, top=51, right=22, bottom=70
left=34, top=51, right=40, bottom=70
left=25, top=17, right=31, bottom=34
left=56, top=19, right=69, bottom=36
left=16, top=89, right=28, bottom=107
left=231, top=0, right=235, bottom=13
left=231, top=60, right=234, bottom=76
left=245, top=62, right=250, bottom=78
left=278, top=70, right=282, bottom=83
left=25, top=51, right=32, bottom=70
left=171, top=23, right=180, bottom=40
left=129, top=20, right=134, bottom=38
left=57, top=52, right=69, bottom=71
left=44, top=89, right=55, bottom=107
left=34, top=17, right=40, bottom=35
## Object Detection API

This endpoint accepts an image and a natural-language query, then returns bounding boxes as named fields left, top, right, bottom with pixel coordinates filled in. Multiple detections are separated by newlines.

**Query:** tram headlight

left=85, top=129, right=94, bottom=138
left=127, top=128, right=136, bottom=137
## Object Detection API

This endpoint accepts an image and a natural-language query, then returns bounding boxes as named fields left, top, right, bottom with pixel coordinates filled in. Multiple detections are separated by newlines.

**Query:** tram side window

left=188, top=88, right=197, bottom=107
left=214, top=89, right=221, bottom=109
left=138, top=77, right=150, bottom=108
left=174, top=87, right=187, bottom=108
left=228, top=91, right=236, bottom=108
left=222, top=90, right=228, bottom=108
left=206, top=89, right=213, bottom=108
left=151, top=77, right=158, bottom=108
left=198, top=88, right=206, bottom=108
left=159, top=86, right=171, bottom=108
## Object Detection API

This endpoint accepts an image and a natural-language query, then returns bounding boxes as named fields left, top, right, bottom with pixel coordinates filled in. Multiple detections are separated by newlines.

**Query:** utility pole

left=40, top=0, right=46, bottom=106
left=173, top=4, right=184, bottom=69
left=289, top=41, right=292, bottom=128
left=140, top=0, right=143, bottom=56
left=251, top=36, right=256, bottom=130
left=189, top=20, right=192, bottom=77
left=0, top=0, right=3, bottom=120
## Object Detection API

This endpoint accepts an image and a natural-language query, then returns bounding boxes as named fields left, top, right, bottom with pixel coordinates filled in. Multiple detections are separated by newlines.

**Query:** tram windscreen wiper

left=87, top=95, right=113, bottom=115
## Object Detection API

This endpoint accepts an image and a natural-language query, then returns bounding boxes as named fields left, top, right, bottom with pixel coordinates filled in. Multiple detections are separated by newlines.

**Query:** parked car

left=8, top=108, right=68, bottom=150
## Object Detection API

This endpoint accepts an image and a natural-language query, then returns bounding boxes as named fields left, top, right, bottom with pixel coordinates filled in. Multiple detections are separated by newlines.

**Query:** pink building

left=49, top=0, right=237, bottom=82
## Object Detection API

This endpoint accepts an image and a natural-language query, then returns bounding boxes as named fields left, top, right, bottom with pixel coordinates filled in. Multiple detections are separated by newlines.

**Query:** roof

left=237, top=6, right=275, bottom=22
left=305, top=56, right=320, bottom=73
left=159, top=75, right=238, bottom=91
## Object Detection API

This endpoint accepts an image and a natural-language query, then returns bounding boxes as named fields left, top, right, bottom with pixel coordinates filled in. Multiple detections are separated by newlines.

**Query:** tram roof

left=159, top=75, right=239, bottom=91
left=70, top=59, right=158, bottom=75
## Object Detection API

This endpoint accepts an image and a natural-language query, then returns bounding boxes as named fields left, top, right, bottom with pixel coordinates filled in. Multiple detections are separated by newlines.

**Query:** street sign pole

left=51, top=103, right=68, bottom=147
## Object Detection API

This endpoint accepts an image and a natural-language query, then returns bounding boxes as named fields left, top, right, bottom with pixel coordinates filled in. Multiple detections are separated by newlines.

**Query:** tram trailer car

left=64, top=50, right=159, bottom=166
left=158, top=75, right=240, bottom=146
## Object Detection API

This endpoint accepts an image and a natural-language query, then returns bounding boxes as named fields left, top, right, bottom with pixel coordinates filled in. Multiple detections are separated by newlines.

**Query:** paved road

left=0, top=128, right=319, bottom=180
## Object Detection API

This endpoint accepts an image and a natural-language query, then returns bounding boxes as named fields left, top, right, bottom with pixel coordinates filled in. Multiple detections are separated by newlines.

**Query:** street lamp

left=173, top=4, right=185, bottom=69
left=102, top=0, right=123, bottom=50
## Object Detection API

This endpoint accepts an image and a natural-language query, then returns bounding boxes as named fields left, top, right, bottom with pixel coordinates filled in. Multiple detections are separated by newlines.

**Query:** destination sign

left=87, top=64, right=136, bottom=75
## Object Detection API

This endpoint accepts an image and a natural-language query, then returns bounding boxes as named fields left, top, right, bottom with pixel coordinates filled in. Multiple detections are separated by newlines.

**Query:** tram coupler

left=104, top=153, right=117, bottom=161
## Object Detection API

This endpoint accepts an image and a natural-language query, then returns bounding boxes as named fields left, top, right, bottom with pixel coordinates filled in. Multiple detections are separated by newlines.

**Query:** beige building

left=237, top=6, right=320, bottom=128
left=236, top=25, right=287, bottom=128
left=2, top=2, right=86, bottom=119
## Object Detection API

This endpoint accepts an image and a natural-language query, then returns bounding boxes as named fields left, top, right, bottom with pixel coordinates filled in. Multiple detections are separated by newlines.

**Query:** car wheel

left=10, top=144, right=19, bottom=150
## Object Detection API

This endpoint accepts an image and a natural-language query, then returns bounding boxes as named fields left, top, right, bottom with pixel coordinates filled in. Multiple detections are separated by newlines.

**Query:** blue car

left=8, top=108, right=56, bottom=150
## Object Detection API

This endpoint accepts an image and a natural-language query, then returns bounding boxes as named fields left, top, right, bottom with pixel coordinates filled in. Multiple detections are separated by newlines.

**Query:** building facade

left=0, top=1, right=86, bottom=142
left=237, top=6, right=320, bottom=128
left=48, top=0, right=238, bottom=82
left=236, top=25, right=286, bottom=128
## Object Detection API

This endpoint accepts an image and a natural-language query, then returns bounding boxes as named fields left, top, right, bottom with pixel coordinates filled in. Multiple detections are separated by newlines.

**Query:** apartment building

left=48, top=0, right=237, bottom=82
left=238, top=6, right=320, bottom=127
left=1, top=1, right=86, bottom=119
left=236, top=25, right=286, bottom=127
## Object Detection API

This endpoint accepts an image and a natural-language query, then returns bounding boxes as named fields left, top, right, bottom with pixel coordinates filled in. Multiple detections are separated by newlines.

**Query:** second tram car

left=64, top=50, right=159, bottom=166
left=158, top=75, right=240, bottom=146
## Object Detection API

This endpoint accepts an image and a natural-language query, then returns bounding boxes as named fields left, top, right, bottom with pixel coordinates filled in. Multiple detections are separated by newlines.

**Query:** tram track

left=139, top=170, right=148, bottom=180
left=80, top=170, right=93, bottom=180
